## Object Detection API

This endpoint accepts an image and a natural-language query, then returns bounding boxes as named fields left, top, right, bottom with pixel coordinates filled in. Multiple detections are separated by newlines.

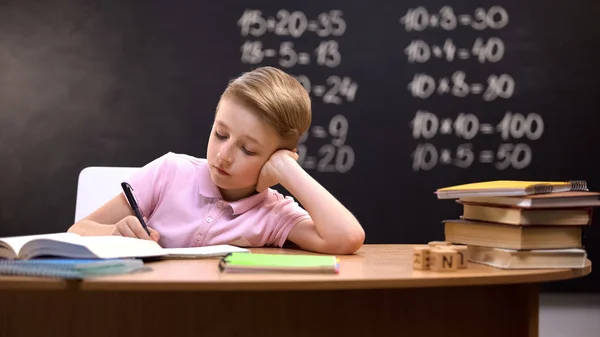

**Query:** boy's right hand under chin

left=112, top=215, right=160, bottom=242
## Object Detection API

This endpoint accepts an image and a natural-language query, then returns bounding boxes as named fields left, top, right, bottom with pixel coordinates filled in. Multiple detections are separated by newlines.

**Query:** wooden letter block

left=449, top=245, right=468, bottom=269
left=428, top=241, right=452, bottom=248
left=429, top=248, right=459, bottom=272
left=413, top=247, right=431, bottom=270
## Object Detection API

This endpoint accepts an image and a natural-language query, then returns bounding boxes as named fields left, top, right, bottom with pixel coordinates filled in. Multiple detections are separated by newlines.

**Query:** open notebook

left=0, top=232, right=249, bottom=260
left=435, top=180, right=588, bottom=199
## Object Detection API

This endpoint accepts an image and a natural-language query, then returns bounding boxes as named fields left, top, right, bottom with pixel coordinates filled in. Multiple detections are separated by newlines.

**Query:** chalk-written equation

left=403, top=6, right=544, bottom=171
left=410, top=111, right=544, bottom=170
left=240, top=40, right=342, bottom=68
left=408, top=71, right=515, bottom=101
left=399, top=6, right=509, bottom=31
left=405, top=38, right=505, bottom=63
left=238, top=9, right=346, bottom=38
left=412, top=142, right=533, bottom=171
left=237, top=9, right=356, bottom=173
left=296, top=114, right=355, bottom=173
left=410, top=111, right=544, bottom=141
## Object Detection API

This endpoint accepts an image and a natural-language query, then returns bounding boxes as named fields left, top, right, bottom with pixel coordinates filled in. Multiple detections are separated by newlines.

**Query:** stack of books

left=435, top=180, right=599, bottom=269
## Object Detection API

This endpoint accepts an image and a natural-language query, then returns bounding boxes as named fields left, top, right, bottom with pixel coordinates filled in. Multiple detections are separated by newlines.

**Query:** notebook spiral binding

left=532, top=180, right=588, bottom=194
left=569, top=180, right=589, bottom=191
left=0, top=261, right=82, bottom=279
left=532, top=185, right=553, bottom=194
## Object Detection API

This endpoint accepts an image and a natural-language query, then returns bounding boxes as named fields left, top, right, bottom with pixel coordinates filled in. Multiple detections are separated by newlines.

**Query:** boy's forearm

left=276, top=157, right=364, bottom=248
left=68, top=220, right=115, bottom=236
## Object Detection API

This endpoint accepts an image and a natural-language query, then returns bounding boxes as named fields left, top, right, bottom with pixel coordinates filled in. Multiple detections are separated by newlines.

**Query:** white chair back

left=74, top=166, right=140, bottom=222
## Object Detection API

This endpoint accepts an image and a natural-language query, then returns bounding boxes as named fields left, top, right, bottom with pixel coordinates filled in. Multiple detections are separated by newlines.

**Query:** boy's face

left=207, top=98, right=282, bottom=201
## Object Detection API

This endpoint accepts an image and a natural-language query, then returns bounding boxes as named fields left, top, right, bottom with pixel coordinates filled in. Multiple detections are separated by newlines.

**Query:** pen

left=120, top=182, right=151, bottom=236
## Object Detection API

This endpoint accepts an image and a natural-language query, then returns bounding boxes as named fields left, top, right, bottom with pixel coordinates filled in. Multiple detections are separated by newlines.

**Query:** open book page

left=66, top=236, right=165, bottom=259
left=18, top=235, right=166, bottom=259
left=0, top=233, right=80, bottom=258
left=1, top=233, right=247, bottom=260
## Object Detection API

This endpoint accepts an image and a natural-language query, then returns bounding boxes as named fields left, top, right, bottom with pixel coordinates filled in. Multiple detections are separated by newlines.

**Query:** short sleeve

left=266, top=192, right=312, bottom=247
left=124, top=152, right=173, bottom=218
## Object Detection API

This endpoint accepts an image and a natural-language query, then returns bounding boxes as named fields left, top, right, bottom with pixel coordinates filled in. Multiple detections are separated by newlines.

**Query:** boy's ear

left=280, top=139, right=296, bottom=151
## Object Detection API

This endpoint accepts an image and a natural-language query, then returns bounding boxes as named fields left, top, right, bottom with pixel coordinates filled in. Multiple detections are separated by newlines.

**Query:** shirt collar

left=198, top=162, right=268, bottom=215
left=228, top=189, right=268, bottom=215
left=197, top=162, right=222, bottom=198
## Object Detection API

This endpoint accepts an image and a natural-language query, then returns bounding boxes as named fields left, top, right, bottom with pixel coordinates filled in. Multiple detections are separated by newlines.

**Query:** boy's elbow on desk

left=342, top=216, right=366, bottom=254
left=344, top=227, right=366, bottom=254
left=327, top=216, right=366, bottom=254
left=327, top=225, right=366, bottom=255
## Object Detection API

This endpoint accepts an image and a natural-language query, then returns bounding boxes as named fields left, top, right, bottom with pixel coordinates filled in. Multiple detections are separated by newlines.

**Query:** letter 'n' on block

left=429, top=248, right=459, bottom=272
left=413, top=246, right=430, bottom=270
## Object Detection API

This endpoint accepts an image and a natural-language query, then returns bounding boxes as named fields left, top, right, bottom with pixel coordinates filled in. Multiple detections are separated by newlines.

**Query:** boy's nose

left=218, top=143, right=233, bottom=163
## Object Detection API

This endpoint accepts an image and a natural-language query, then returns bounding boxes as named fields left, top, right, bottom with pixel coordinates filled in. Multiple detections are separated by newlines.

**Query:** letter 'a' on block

left=413, top=246, right=431, bottom=270
left=430, top=248, right=459, bottom=272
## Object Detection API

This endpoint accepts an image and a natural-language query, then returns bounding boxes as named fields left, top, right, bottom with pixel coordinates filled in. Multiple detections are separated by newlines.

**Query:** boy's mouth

left=213, top=166, right=230, bottom=176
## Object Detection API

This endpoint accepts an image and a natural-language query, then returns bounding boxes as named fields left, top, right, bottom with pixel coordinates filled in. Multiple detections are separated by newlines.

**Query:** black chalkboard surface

left=0, top=0, right=598, bottom=292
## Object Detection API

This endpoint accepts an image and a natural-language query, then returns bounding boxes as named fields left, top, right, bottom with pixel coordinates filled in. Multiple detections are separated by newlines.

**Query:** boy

left=68, top=66, right=365, bottom=254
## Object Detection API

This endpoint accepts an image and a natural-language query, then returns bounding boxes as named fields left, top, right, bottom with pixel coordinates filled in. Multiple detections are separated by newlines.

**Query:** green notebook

left=218, top=253, right=340, bottom=274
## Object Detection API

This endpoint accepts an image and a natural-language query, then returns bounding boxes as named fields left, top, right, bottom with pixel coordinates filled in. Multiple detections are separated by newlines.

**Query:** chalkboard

left=0, top=0, right=598, bottom=292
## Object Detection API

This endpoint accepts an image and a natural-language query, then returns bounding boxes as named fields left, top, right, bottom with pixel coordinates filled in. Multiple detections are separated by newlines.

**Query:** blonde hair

left=218, top=66, right=311, bottom=148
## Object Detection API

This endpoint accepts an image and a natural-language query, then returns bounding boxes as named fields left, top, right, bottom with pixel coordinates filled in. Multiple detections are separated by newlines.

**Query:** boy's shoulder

left=255, top=189, right=310, bottom=229
left=263, top=188, right=306, bottom=211
left=154, top=151, right=208, bottom=169
left=145, top=152, right=209, bottom=179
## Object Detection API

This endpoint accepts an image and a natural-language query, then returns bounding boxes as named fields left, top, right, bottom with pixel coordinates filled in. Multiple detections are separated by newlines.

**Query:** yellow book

left=435, top=180, right=588, bottom=199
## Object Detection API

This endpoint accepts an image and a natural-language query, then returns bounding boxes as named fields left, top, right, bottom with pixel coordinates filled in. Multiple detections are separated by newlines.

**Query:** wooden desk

left=0, top=245, right=591, bottom=337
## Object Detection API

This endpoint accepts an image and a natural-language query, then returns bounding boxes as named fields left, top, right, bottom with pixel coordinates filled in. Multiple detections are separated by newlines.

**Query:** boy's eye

left=242, top=147, right=256, bottom=156
left=215, top=131, right=227, bottom=140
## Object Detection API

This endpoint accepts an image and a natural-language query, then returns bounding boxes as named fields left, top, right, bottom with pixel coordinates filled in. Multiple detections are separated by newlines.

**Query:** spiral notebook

left=0, top=258, right=150, bottom=279
left=435, top=180, right=588, bottom=199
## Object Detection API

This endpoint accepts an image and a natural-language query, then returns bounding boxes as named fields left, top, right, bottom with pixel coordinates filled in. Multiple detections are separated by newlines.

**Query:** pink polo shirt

left=125, top=152, right=311, bottom=248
